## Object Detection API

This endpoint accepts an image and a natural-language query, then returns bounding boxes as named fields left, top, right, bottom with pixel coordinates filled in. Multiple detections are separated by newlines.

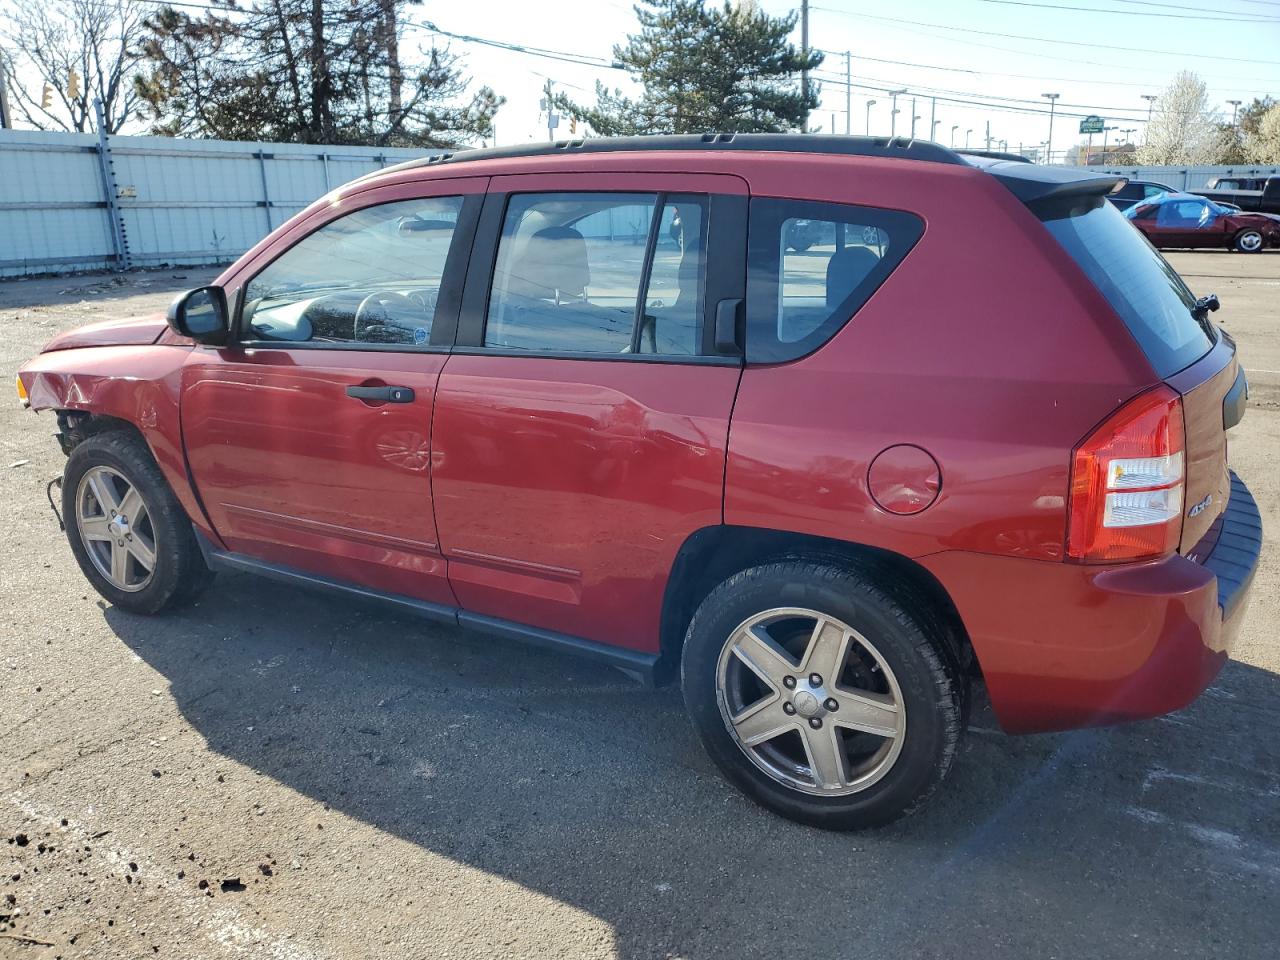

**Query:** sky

left=3, top=0, right=1280, bottom=161
left=419, top=0, right=1280, bottom=160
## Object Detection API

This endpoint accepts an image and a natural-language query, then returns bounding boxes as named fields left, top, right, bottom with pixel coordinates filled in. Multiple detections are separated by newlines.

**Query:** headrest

left=505, top=226, right=590, bottom=301
left=826, top=245, right=880, bottom=309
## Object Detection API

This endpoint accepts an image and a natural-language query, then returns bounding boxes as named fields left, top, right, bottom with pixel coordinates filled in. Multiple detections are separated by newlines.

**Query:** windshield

left=1041, top=199, right=1213, bottom=377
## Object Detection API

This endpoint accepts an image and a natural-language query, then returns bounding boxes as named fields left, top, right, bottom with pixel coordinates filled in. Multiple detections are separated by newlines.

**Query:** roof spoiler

left=954, top=149, right=1032, bottom=164
left=965, top=156, right=1128, bottom=214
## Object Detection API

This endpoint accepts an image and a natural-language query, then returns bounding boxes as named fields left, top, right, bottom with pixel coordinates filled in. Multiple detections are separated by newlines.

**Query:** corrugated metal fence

left=5, top=129, right=1280, bottom=279
left=1094, top=164, right=1280, bottom=191
left=0, top=128, right=425, bottom=278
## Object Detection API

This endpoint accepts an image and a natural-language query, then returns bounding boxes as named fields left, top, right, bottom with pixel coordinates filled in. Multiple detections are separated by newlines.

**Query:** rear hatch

left=1038, top=196, right=1234, bottom=554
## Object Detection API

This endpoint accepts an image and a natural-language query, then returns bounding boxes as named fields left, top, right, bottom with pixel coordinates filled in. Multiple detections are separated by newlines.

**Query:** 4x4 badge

left=1187, top=494, right=1213, bottom=518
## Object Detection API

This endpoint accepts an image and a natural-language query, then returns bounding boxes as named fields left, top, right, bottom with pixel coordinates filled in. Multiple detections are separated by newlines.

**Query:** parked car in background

left=1125, top=191, right=1280, bottom=252
left=17, top=135, right=1261, bottom=830
left=1106, top=179, right=1178, bottom=211
left=1191, top=175, right=1280, bottom=215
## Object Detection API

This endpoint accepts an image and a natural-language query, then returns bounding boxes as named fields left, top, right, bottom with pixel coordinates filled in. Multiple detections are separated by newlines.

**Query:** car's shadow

left=108, top=573, right=1280, bottom=958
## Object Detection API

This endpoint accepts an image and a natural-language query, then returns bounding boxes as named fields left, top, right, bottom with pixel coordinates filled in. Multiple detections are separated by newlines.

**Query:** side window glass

left=746, top=198, right=924, bottom=363
left=243, top=196, right=464, bottom=345
left=484, top=192, right=707, bottom=355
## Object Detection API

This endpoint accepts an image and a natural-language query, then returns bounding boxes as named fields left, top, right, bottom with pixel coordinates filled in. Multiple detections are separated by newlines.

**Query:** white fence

left=1091, top=164, right=1280, bottom=191
left=0, top=129, right=426, bottom=278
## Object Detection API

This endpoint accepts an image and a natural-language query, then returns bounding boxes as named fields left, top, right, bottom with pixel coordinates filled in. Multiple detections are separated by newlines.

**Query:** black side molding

left=192, top=530, right=661, bottom=684
left=1223, top=368, right=1248, bottom=431
left=1204, top=472, right=1262, bottom=622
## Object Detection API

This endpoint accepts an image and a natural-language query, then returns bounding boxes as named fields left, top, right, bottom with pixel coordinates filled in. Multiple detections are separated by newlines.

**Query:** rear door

left=180, top=177, right=485, bottom=606
left=430, top=172, right=747, bottom=653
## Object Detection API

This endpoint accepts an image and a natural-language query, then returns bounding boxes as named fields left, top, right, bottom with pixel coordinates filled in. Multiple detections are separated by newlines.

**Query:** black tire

left=681, top=561, right=965, bottom=830
left=62, top=430, right=213, bottom=614
left=1233, top=229, right=1264, bottom=253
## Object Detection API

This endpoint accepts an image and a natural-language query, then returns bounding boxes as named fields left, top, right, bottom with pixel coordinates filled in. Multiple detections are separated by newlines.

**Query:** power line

left=978, top=0, right=1280, bottom=21
left=811, top=8, right=1280, bottom=65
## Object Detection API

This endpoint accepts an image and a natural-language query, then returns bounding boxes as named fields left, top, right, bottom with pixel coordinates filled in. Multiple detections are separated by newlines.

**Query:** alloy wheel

left=715, top=607, right=906, bottom=796
left=75, top=465, right=158, bottom=593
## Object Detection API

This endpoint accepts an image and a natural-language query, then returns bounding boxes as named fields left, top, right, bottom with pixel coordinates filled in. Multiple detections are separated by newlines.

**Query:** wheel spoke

left=110, top=542, right=130, bottom=585
left=87, top=471, right=120, bottom=514
left=118, top=485, right=143, bottom=522
left=729, top=624, right=796, bottom=690
left=831, top=688, right=901, bottom=740
left=800, top=723, right=849, bottom=790
left=798, top=617, right=850, bottom=682
left=79, top=517, right=113, bottom=542
left=731, top=697, right=794, bottom=746
left=127, top=532, right=156, bottom=572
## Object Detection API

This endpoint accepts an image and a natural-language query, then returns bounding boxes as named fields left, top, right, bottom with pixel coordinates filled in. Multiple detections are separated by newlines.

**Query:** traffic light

left=67, top=70, right=80, bottom=100
left=40, top=83, right=52, bottom=109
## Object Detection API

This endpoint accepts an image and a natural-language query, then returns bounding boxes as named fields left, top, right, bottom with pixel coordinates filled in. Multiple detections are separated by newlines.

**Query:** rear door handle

left=346, top=384, right=415, bottom=403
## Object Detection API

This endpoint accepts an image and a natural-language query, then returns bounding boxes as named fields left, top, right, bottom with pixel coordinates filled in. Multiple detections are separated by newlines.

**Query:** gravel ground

left=1, top=253, right=1278, bottom=960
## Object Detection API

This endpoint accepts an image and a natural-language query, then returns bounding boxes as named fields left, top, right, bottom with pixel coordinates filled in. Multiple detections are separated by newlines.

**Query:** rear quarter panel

left=724, top=155, right=1158, bottom=563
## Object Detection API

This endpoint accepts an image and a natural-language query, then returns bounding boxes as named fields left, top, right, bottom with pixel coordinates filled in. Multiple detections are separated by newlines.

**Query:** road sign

left=1079, top=115, right=1105, bottom=134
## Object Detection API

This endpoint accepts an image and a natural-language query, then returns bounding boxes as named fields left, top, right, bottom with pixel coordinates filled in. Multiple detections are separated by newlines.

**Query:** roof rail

left=380, top=133, right=968, bottom=177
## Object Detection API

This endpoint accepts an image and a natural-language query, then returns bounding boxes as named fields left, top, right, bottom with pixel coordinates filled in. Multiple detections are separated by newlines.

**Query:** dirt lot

left=1, top=253, right=1278, bottom=960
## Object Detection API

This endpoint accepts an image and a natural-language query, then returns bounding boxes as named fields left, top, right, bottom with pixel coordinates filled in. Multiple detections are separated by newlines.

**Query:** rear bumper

left=920, top=472, right=1262, bottom=734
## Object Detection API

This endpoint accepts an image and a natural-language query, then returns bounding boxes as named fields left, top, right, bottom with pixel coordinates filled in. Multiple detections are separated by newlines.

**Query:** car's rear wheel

left=63, top=430, right=213, bottom=614
left=681, top=561, right=965, bottom=830
left=1234, top=229, right=1264, bottom=253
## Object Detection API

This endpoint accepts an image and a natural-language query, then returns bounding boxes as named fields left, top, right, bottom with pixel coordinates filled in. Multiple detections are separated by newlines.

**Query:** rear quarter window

left=745, top=198, right=923, bottom=363
left=1040, top=198, right=1213, bottom=377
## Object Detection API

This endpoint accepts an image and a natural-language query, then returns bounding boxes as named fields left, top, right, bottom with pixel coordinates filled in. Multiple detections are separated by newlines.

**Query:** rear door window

left=745, top=198, right=924, bottom=363
left=1041, top=198, right=1213, bottom=376
left=483, top=192, right=708, bottom=355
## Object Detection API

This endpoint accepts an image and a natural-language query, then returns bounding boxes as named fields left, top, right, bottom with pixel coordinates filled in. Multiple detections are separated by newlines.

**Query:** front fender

left=19, top=345, right=220, bottom=545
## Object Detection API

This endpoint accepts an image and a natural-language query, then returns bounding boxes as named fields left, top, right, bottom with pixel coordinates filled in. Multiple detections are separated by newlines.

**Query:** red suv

left=17, top=136, right=1262, bottom=829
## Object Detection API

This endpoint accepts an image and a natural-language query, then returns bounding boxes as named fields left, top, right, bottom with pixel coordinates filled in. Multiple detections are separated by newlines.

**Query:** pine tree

left=559, top=0, right=822, bottom=136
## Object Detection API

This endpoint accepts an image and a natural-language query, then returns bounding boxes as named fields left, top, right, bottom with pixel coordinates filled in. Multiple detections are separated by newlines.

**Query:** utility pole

left=888, top=88, right=906, bottom=138
left=865, top=99, right=876, bottom=135
left=0, top=58, right=10, bottom=130
left=1227, top=99, right=1242, bottom=127
left=985, top=120, right=991, bottom=151
left=1041, top=92, right=1060, bottom=165
left=844, top=51, right=852, bottom=135
left=801, top=0, right=810, bottom=132
left=910, top=97, right=918, bottom=138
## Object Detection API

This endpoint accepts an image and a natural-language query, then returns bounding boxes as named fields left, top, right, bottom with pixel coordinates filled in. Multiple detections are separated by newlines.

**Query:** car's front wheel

left=63, top=430, right=213, bottom=614
left=1234, top=229, right=1264, bottom=253
left=681, top=561, right=965, bottom=830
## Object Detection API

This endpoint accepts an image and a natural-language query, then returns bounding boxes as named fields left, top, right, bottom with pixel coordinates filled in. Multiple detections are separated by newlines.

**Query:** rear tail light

left=1067, top=386, right=1185, bottom=563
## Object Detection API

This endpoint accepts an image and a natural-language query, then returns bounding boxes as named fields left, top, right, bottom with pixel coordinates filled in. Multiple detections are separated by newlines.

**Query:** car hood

left=41, top=313, right=171, bottom=352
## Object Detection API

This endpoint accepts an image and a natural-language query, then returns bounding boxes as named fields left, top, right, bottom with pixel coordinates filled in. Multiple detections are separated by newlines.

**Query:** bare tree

left=0, top=0, right=148, bottom=133
left=1137, top=71, right=1221, bottom=166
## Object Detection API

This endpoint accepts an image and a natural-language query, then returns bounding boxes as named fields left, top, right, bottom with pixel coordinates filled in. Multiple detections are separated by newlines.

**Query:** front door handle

left=346, top=384, right=415, bottom=403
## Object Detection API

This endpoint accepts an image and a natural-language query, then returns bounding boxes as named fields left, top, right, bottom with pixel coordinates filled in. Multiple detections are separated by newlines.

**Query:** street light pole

left=910, top=96, right=918, bottom=138
left=865, top=99, right=876, bottom=135
left=1227, top=99, right=1242, bottom=126
left=845, top=51, right=852, bottom=135
left=1141, top=94, right=1157, bottom=141
left=1041, top=92, right=1060, bottom=165
left=965, top=128, right=972, bottom=148
left=888, top=88, right=906, bottom=137
left=950, top=124, right=959, bottom=147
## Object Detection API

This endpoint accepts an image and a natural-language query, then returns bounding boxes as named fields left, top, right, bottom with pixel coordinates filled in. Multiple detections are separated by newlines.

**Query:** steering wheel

left=353, top=291, right=423, bottom=343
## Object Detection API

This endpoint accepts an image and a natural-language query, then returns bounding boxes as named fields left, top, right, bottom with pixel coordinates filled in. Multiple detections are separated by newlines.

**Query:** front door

left=180, top=179, right=484, bottom=606
left=431, top=172, right=748, bottom=652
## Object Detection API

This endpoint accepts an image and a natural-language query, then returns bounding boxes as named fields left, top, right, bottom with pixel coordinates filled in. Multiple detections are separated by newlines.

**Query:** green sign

left=1079, top=115, right=1105, bottom=134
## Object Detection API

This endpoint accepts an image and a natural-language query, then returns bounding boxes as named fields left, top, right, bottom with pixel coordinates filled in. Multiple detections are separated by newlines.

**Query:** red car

left=1125, top=191, right=1280, bottom=252
left=17, top=138, right=1261, bottom=829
